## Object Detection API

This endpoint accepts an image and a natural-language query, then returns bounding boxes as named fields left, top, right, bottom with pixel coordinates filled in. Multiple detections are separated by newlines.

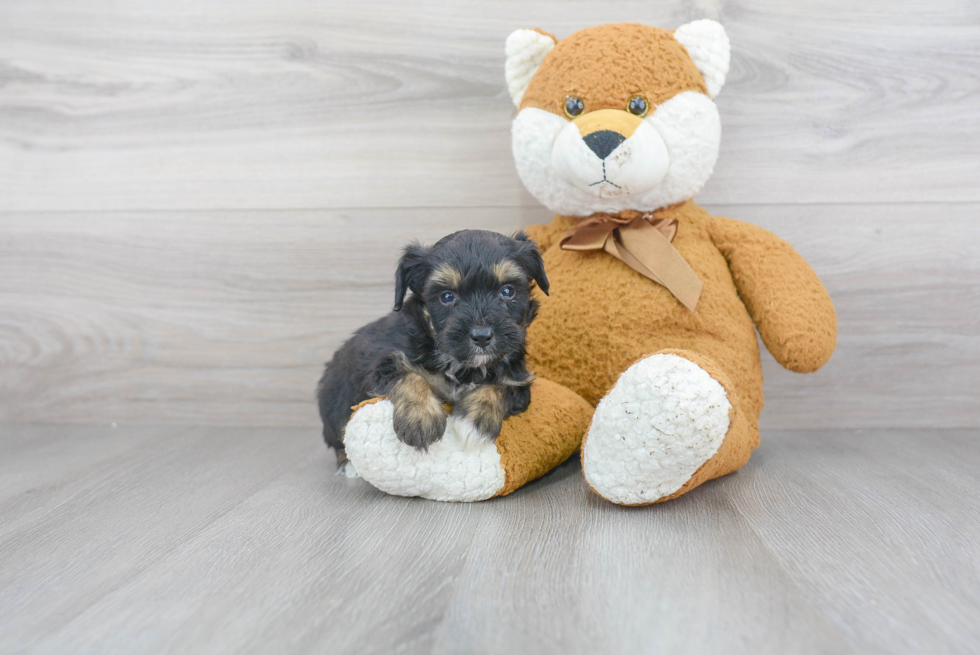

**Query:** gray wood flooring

left=0, top=424, right=977, bottom=654
left=1, top=2, right=978, bottom=652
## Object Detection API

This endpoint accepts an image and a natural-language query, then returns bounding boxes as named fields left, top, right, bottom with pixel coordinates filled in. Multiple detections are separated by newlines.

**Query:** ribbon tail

left=616, top=220, right=703, bottom=312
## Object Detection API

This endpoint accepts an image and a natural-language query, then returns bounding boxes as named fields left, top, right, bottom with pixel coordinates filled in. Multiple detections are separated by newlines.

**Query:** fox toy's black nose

left=470, top=327, right=494, bottom=348
left=583, top=130, right=626, bottom=160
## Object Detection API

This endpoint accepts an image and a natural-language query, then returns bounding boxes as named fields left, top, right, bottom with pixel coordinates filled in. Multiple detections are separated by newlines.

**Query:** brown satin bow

left=559, top=210, right=703, bottom=311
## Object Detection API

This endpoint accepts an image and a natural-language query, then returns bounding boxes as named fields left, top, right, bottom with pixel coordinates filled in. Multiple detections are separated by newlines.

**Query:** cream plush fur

left=344, top=400, right=507, bottom=502
left=512, top=91, right=721, bottom=217
left=582, top=354, right=730, bottom=505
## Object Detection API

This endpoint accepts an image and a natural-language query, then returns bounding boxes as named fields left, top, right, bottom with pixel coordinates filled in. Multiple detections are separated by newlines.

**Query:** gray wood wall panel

left=1, top=203, right=977, bottom=428
left=0, top=0, right=977, bottom=211
left=0, top=0, right=977, bottom=428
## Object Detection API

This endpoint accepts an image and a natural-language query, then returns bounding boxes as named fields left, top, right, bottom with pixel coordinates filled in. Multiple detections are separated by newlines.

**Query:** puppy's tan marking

left=454, top=384, right=507, bottom=442
left=393, top=351, right=453, bottom=401
left=420, top=305, right=436, bottom=334
left=390, top=371, right=447, bottom=450
left=492, top=259, right=523, bottom=285
left=499, top=372, right=536, bottom=387
left=430, top=263, right=462, bottom=289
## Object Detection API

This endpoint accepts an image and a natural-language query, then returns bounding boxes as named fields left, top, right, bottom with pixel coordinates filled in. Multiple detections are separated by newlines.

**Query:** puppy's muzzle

left=469, top=327, right=494, bottom=348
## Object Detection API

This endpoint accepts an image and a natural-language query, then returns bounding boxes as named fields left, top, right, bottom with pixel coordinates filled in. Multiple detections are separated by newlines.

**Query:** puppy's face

left=394, top=230, right=548, bottom=368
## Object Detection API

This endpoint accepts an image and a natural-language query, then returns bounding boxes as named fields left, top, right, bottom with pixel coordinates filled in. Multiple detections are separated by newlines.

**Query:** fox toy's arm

left=708, top=216, right=837, bottom=373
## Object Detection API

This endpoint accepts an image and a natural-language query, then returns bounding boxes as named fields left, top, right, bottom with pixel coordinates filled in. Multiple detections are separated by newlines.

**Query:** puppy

left=317, top=229, right=549, bottom=471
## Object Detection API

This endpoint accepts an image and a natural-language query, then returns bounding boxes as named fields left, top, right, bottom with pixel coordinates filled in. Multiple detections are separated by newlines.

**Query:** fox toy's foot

left=343, top=400, right=506, bottom=502
left=343, top=379, right=593, bottom=502
left=582, top=350, right=758, bottom=506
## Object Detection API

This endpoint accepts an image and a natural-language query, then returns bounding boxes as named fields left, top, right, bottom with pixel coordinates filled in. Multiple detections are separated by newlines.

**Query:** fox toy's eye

left=564, top=96, right=585, bottom=118
left=499, top=285, right=515, bottom=299
left=627, top=96, right=648, bottom=117
left=440, top=291, right=456, bottom=305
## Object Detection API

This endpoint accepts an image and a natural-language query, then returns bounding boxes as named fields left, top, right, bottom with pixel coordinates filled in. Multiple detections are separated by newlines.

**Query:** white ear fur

left=505, top=29, right=556, bottom=107
left=674, top=19, right=730, bottom=98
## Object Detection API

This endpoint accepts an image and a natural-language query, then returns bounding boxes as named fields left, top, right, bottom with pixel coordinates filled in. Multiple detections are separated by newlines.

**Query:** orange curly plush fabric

left=524, top=200, right=837, bottom=438
left=501, top=20, right=837, bottom=504
left=493, top=378, right=595, bottom=496
left=520, top=23, right=708, bottom=115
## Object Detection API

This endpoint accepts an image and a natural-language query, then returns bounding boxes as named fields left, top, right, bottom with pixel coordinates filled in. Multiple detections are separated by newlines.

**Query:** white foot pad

left=343, top=400, right=506, bottom=502
left=582, top=354, right=731, bottom=505
left=337, top=461, right=359, bottom=478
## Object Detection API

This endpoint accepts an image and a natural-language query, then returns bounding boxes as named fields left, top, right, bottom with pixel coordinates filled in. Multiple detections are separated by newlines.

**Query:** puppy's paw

left=389, top=372, right=448, bottom=451
left=471, top=413, right=504, bottom=443
left=504, top=384, right=532, bottom=417
left=337, top=460, right=360, bottom=478
left=453, top=385, right=506, bottom=446
left=392, top=403, right=447, bottom=451
left=333, top=448, right=359, bottom=477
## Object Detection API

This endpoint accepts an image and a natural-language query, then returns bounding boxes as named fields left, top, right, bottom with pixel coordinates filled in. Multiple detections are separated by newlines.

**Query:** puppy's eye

left=627, top=96, right=648, bottom=117
left=439, top=291, right=456, bottom=305
left=564, top=96, right=585, bottom=118
left=499, top=285, right=515, bottom=299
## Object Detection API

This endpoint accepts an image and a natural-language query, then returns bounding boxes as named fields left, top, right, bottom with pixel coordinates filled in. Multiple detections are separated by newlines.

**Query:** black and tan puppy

left=317, top=229, right=548, bottom=469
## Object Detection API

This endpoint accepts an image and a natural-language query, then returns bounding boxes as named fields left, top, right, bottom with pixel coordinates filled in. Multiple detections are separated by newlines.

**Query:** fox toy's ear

left=505, top=28, right=557, bottom=107
left=674, top=19, right=730, bottom=98
left=512, top=231, right=550, bottom=296
left=393, top=242, right=431, bottom=311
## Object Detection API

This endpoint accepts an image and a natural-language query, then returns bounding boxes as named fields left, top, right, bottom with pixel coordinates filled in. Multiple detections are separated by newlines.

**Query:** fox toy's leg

left=581, top=349, right=759, bottom=506
left=343, top=379, right=593, bottom=502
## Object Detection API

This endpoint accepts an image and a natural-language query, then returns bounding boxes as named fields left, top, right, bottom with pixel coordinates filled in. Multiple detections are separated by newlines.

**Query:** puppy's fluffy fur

left=317, top=229, right=549, bottom=466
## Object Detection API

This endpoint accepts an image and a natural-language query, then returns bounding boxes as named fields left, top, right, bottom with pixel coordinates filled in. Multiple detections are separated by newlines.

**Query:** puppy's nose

left=583, top=130, right=626, bottom=160
left=469, top=327, right=494, bottom=348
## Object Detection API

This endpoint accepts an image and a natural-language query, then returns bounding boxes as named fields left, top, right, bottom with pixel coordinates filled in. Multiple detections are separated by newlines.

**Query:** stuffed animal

left=342, top=19, right=836, bottom=504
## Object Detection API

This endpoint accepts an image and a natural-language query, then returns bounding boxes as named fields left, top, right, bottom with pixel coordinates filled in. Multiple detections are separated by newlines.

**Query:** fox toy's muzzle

left=573, top=109, right=644, bottom=160
left=550, top=105, right=669, bottom=199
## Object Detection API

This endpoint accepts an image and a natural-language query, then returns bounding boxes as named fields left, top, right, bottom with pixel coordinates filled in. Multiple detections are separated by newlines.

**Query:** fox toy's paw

left=344, top=399, right=506, bottom=502
left=342, top=380, right=593, bottom=502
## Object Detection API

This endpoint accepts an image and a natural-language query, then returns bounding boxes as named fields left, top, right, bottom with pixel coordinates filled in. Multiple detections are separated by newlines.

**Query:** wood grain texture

left=730, top=429, right=980, bottom=653
left=0, top=424, right=977, bottom=653
left=1, top=203, right=977, bottom=428
left=0, top=1, right=977, bottom=428
left=0, top=0, right=977, bottom=211
left=431, top=465, right=854, bottom=655
left=0, top=425, right=315, bottom=650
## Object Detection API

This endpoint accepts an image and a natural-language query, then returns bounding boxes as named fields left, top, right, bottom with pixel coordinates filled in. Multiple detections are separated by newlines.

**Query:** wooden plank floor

left=0, top=425, right=977, bottom=654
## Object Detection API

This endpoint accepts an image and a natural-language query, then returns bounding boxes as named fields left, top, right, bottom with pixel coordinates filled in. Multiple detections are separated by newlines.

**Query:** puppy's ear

left=511, top=230, right=549, bottom=296
left=394, top=242, right=432, bottom=311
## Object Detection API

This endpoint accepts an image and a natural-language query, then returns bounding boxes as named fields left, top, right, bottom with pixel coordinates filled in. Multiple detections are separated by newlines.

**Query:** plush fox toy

left=342, top=20, right=837, bottom=504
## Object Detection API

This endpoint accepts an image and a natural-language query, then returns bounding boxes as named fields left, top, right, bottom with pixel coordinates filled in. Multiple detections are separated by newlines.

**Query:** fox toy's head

left=506, top=20, right=730, bottom=217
